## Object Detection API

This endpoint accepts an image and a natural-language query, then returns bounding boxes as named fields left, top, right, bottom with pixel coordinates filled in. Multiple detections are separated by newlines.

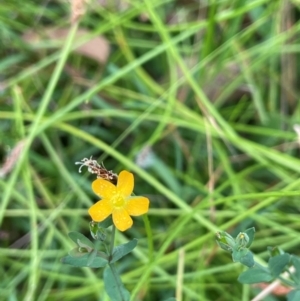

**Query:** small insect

left=75, top=157, right=118, bottom=184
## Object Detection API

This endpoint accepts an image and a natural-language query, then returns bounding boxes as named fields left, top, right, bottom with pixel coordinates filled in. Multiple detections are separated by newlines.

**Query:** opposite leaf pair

left=61, top=231, right=138, bottom=268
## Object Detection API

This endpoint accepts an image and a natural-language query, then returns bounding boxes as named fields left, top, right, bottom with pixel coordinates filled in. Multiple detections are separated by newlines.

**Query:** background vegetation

left=1, top=0, right=300, bottom=300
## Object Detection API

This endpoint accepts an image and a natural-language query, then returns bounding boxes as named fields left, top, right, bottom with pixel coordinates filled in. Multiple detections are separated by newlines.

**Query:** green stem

left=254, top=261, right=269, bottom=271
left=109, top=225, right=116, bottom=258
left=143, top=214, right=154, bottom=262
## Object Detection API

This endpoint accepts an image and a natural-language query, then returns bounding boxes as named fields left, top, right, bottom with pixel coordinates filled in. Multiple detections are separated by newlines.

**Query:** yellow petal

left=117, top=170, right=134, bottom=197
left=88, top=199, right=112, bottom=222
left=92, top=178, right=116, bottom=198
left=112, top=208, right=133, bottom=231
left=125, top=196, right=149, bottom=216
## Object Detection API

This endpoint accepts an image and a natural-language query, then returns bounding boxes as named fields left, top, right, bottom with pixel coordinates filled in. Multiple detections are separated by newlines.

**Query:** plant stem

left=109, top=225, right=116, bottom=258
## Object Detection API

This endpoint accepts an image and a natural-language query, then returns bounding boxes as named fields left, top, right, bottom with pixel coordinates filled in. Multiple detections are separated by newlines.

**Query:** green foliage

left=104, top=266, right=131, bottom=301
left=287, top=290, right=300, bottom=301
left=268, top=253, right=291, bottom=278
left=111, top=239, right=138, bottom=263
left=61, top=253, right=107, bottom=268
left=238, top=266, right=273, bottom=284
left=62, top=230, right=138, bottom=267
left=291, top=256, right=300, bottom=284
left=216, top=228, right=255, bottom=267
left=61, top=225, right=139, bottom=300
left=233, top=249, right=254, bottom=268
left=61, top=231, right=108, bottom=267
left=2, top=0, right=300, bottom=300
left=68, top=231, right=95, bottom=250
left=218, top=227, right=300, bottom=301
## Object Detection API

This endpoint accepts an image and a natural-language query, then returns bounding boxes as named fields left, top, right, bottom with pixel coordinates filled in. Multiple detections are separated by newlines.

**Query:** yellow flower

left=88, top=170, right=149, bottom=232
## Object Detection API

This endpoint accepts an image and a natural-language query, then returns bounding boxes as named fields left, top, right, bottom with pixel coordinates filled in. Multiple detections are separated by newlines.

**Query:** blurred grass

left=1, top=0, right=300, bottom=300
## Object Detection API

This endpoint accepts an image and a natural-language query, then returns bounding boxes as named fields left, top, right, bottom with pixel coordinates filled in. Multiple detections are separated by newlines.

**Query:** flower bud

left=235, top=232, right=249, bottom=249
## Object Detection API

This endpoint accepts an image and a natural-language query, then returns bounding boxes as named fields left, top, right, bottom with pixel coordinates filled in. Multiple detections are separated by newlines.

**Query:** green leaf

left=69, top=247, right=89, bottom=257
left=287, top=289, right=300, bottom=301
left=61, top=253, right=107, bottom=268
left=268, top=253, right=290, bottom=278
left=291, top=256, right=300, bottom=284
left=111, top=238, right=138, bottom=263
left=68, top=232, right=95, bottom=250
left=103, top=266, right=130, bottom=301
left=87, top=249, right=98, bottom=267
left=268, top=246, right=283, bottom=257
left=244, top=227, right=255, bottom=248
left=216, top=231, right=236, bottom=251
left=238, top=266, right=273, bottom=284
left=239, top=250, right=255, bottom=268
left=216, top=240, right=233, bottom=252
left=232, top=248, right=248, bottom=263
left=90, top=221, right=107, bottom=241
left=163, top=298, right=176, bottom=301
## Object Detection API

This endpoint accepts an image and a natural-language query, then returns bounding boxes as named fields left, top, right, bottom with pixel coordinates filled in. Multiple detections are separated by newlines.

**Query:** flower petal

left=88, top=199, right=112, bottom=222
left=125, top=196, right=149, bottom=216
left=92, top=178, right=116, bottom=198
left=112, top=208, right=133, bottom=231
left=117, top=170, right=134, bottom=197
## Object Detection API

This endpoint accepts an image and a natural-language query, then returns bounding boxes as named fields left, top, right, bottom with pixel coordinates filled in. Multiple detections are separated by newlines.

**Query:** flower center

left=112, top=194, right=125, bottom=208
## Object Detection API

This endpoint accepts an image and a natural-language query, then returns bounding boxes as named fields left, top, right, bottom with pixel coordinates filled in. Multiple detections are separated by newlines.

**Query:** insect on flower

left=75, top=157, right=118, bottom=184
